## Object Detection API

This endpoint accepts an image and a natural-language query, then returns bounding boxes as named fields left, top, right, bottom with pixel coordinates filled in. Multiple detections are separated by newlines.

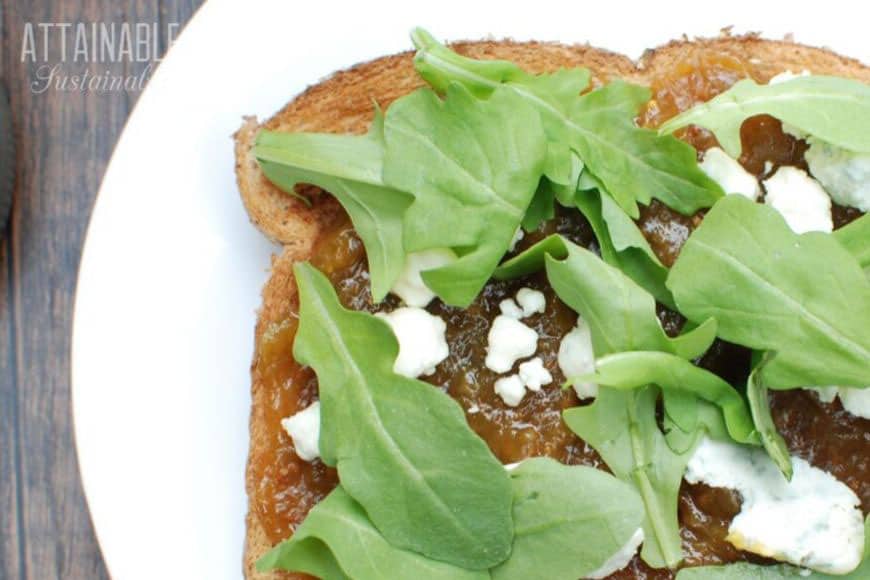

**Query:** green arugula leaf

left=383, top=84, right=547, bottom=306
left=576, top=351, right=760, bottom=446
left=543, top=240, right=716, bottom=568
left=564, top=388, right=688, bottom=569
left=494, top=234, right=567, bottom=279
left=255, top=116, right=413, bottom=302
left=258, top=487, right=488, bottom=579
left=495, top=188, right=675, bottom=308
left=746, top=356, right=793, bottom=480
left=667, top=195, right=870, bottom=389
left=574, top=186, right=675, bottom=308
left=545, top=241, right=716, bottom=359
left=522, top=182, right=556, bottom=232
left=293, top=263, right=513, bottom=569
left=659, top=76, right=870, bottom=157
left=675, top=516, right=870, bottom=579
left=835, top=213, right=870, bottom=274
left=492, top=458, right=644, bottom=580
left=412, top=29, right=723, bottom=218
left=663, top=399, right=731, bottom=454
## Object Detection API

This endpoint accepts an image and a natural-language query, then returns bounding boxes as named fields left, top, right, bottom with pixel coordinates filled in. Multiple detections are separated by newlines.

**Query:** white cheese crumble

left=518, top=357, right=553, bottom=392
left=558, top=319, right=598, bottom=399
left=805, top=139, right=870, bottom=212
left=839, top=387, right=870, bottom=419
left=390, top=248, right=457, bottom=307
left=499, top=298, right=524, bottom=319
left=494, top=375, right=527, bottom=407
left=466, top=404, right=480, bottom=414
left=685, top=437, right=865, bottom=574
left=809, top=386, right=839, bottom=404
left=377, top=307, right=449, bottom=379
left=585, top=528, right=645, bottom=579
left=485, top=315, right=538, bottom=374
left=763, top=166, right=833, bottom=234
left=810, top=386, right=870, bottom=420
left=700, top=147, right=761, bottom=200
left=495, top=358, right=554, bottom=406
left=509, top=227, right=525, bottom=252
left=500, top=287, right=546, bottom=319
left=516, top=288, right=546, bottom=317
left=280, top=402, right=321, bottom=462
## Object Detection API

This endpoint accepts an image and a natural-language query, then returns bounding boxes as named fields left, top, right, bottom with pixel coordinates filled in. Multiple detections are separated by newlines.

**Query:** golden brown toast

left=235, top=35, right=869, bottom=580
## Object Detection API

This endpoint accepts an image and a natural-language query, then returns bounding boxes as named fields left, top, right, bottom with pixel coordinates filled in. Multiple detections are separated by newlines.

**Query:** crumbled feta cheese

left=467, top=404, right=480, bottom=414
left=377, top=307, right=449, bottom=378
left=509, top=227, right=525, bottom=252
left=495, top=358, right=553, bottom=406
left=500, top=287, right=547, bottom=320
left=494, top=374, right=527, bottom=407
left=811, top=385, right=870, bottom=420
left=390, top=249, right=457, bottom=307
left=808, top=386, right=839, bottom=404
left=685, top=437, right=865, bottom=574
left=838, top=387, right=870, bottom=419
left=763, top=167, right=833, bottom=234
left=281, top=402, right=321, bottom=462
left=518, top=357, right=553, bottom=392
left=805, top=139, right=870, bottom=212
left=516, top=288, right=546, bottom=317
left=586, top=528, right=644, bottom=579
left=485, top=315, right=538, bottom=373
left=558, top=319, right=598, bottom=399
left=499, top=298, right=524, bottom=319
left=700, top=147, right=761, bottom=200
left=807, top=385, right=870, bottom=419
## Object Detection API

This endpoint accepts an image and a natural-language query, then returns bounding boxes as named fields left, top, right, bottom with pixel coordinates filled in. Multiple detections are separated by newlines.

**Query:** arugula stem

left=627, top=389, right=683, bottom=568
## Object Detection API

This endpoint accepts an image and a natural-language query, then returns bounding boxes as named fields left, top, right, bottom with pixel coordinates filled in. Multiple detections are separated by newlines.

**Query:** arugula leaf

left=495, top=188, right=676, bottom=308
left=667, top=195, right=870, bottom=389
left=545, top=241, right=716, bottom=359
left=492, top=458, right=644, bottom=580
left=746, top=356, right=793, bottom=480
left=522, top=181, right=557, bottom=232
left=494, top=234, right=567, bottom=279
left=564, top=388, right=688, bottom=568
left=543, top=240, right=716, bottom=568
left=659, top=76, right=870, bottom=157
left=412, top=29, right=723, bottom=217
left=675, top=516, right=870, bottom=579
left=383, top=84, right=547, bottom=306
left=574, top=186, right=675, bottom=307
left=293, top=263, right=513, bottom=569
left=258, top=487, right=488, bottom=579
left=576, top=351, right=760, bottom=446
left=663, top=399, right=731, bottom=454
left=835, top=213, right=870, bottom=274
left=255, top=114, right=413, bottom=301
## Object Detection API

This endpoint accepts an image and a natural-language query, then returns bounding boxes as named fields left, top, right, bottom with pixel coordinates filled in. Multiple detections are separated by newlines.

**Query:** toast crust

left=237, top=35, right=869, bottom=580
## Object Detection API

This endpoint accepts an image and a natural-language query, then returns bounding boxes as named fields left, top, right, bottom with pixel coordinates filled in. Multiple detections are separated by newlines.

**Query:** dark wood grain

left=0, top=2, right=203, bottom=578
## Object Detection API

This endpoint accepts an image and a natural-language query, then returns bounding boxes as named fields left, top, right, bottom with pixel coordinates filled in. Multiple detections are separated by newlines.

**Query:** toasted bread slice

left=236, top=36, right=869, bottom=580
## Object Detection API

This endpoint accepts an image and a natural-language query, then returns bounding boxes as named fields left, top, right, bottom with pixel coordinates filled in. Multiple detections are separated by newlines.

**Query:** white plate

left=71, top=1, right=867, bottom=578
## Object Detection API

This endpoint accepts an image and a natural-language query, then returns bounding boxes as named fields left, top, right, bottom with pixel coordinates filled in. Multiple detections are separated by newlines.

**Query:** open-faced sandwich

left=234, top=29, right=870, bottom=579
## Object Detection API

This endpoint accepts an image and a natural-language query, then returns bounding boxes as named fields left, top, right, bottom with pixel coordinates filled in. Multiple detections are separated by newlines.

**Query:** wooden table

left=1, top=2, right=203, bottom=577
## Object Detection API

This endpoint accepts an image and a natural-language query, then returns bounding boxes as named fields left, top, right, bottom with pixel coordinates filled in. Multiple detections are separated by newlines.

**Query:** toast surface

left=237, top=35, right=869, bottom=580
